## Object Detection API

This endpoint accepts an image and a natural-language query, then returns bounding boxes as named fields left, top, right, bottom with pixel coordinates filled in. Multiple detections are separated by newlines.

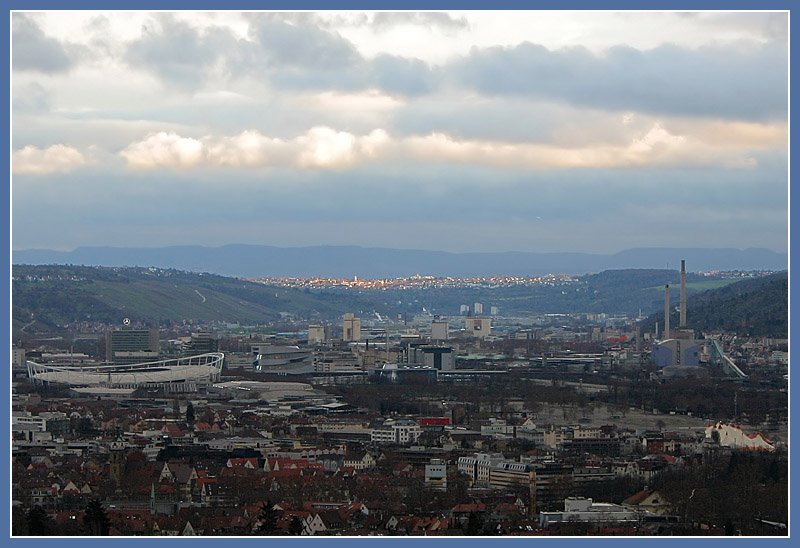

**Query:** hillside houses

left=11, top=383, right=785, bottom=536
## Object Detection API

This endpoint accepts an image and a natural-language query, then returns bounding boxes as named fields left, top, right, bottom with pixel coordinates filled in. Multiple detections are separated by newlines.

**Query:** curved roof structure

left=26, top=352, right=224, bottom=388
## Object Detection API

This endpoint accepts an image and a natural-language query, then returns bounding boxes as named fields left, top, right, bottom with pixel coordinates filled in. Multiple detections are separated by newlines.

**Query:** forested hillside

left=641, top=272, right=788, bottom=338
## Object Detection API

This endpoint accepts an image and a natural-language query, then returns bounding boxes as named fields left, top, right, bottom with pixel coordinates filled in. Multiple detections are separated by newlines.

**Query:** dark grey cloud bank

left=126, top=15, right=241, bottom=90
left=452, top=42, right=787, bottom=121
left=12, top=14, right=74, bottom=72
left=117, top=14, right=786, bottom=121
left=12, top=158, right=787, bottom=253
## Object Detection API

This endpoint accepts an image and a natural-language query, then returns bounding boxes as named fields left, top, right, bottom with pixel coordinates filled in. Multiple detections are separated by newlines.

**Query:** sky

left=10, top=11, right=789, bottom=254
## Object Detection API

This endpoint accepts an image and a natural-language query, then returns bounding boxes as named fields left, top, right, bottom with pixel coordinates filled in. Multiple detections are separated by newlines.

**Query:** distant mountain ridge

left=12, top=244, right=787, bottom=278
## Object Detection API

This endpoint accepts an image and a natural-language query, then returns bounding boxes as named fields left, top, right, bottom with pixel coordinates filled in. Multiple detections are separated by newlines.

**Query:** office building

left=465, top=317, right=492, bottom=338
left=105, top=328, right=160, bottom=365
left=184, top=332, right=218, bottom=355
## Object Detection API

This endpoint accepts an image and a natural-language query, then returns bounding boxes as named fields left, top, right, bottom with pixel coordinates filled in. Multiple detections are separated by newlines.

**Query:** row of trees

left=17, top=499, right=109, bottom=536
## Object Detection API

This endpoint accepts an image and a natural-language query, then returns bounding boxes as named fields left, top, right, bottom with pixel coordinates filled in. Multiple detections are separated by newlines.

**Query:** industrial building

left=406, top=343, right=455, bottom=371
left=650, top=260, right=746, bottom=379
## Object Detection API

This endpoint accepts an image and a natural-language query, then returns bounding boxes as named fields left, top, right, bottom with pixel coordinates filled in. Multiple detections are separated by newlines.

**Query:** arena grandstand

left=26, top=352, right=224, bottom=390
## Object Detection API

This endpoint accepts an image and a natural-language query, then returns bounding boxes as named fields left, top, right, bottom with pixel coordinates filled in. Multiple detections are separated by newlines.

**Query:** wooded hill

left=12, top=264, right=784, bottom=337
left=641, top=272, right=788, bottom=338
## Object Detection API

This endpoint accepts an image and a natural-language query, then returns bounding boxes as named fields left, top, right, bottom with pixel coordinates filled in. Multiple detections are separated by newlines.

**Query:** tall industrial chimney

left=679, top=259, right=687, bottom=328
left=663, top=284, right=670, bottom=340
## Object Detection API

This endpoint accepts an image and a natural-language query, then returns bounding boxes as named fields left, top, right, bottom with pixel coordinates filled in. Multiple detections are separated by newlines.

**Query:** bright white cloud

left=118, top=122, right=775, bottom=172
left=205, top=130, right=289, bottom=167
left=629, top=124, right=687, bottom=154
left=13, top=144, right=87, bottom=175
left=120, top=131, right=204, bottom=168
left=295, top=127, right=358, bottom=168
left=120, top=127, right=393, bottom=170
left=402, top=123, right=767, bottom=170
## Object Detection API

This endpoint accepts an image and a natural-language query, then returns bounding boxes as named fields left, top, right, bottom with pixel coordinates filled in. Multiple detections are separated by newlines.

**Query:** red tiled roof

left=451, top=503, right=486, bottom=513
left=623, top=489, right=651, bottom=505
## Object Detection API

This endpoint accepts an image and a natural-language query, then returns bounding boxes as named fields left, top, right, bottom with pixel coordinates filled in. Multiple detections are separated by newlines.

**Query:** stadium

left=26, top=352, right=225, bottom=393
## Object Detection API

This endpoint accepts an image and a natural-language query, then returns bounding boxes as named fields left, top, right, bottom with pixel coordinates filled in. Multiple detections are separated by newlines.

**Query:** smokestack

left=663, top=284, right=671, bottom=340
left=680, top=259, right=687, bottom=328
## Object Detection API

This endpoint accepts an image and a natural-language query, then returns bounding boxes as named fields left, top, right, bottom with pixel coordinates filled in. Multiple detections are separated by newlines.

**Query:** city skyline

left=11, top=11, right=789, bottom=254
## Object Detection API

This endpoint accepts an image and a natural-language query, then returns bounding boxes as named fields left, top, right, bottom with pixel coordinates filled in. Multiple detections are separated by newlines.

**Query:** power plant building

left=651, top=260, right=744, bottom=378
left=652, top=260, right=701, bottom=371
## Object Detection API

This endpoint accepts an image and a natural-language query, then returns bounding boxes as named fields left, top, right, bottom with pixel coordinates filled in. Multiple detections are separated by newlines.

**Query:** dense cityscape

left=10, top=8, right=789, bottom=540
left=11, top=259, right=789, bottom=537
left=249, top=274, right=579, bottom=290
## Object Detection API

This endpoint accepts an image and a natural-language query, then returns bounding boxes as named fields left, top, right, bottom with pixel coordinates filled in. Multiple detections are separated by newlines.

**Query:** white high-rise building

left=474, top=302, right=483, bottom=315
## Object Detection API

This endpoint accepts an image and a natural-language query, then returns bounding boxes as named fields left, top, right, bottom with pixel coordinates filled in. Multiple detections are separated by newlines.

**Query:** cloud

left=370, top=12, right=469, bottom=32
left=628, top=124, right=686, bottom=153
left=13, top=144, right=87, bottom=175
left=126, top=20, right=786, bottom=121
left=310, top=89, right=404, bottom=114
left=205, top=130, right=290, bottom=167
left=118, top=120, right=776, bottom=173
left=250, top=15, right=361, bottom=69
left=369, top=54, right=438, bottom=96
left=401, top=123, right=771, bottom=170
left=295, top=127, right=390, bottom=168
left=451, top=41, right=788, bottom=121
left=13, top=162, right=786, bottom=254
left=12, top=81, right=51, bottom=113
left=120, top=132, right=204, bottom=168
left=126, top=14, right=240, bottom=89
left=121, top=127, right=391, bottom=170
left=12, top=14, right=74, bottom=72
